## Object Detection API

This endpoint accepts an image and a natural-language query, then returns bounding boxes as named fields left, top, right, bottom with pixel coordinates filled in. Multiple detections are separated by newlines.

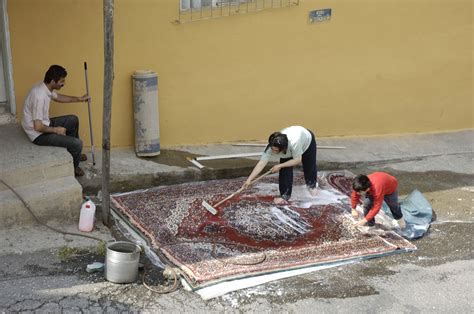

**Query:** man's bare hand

left=270, top=164, right=282, bottom=173
left=355, top=218, right=368, bottom=227
left=351, top=209, right=359, bottom=219
left=241, top=180, right=252, bottom=190
left=78, top=94, right=90, bottom=102
left=55, top=127, right=66, bottom=135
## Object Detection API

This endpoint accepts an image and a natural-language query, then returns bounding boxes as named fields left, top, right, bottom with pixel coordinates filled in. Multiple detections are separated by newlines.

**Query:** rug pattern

left=111, top=171, right=416, bottom=288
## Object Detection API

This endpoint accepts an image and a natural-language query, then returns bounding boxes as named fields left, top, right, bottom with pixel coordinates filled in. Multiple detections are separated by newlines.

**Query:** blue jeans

left=279, top=130, right=317, bottom=200
left=33, top=115, right=83, bottom=169
left=364, top=190, right=403, bottom=226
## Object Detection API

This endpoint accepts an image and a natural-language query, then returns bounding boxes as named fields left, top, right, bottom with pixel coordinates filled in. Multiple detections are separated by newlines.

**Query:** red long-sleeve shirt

left=351, top=172, right=398, bottom=221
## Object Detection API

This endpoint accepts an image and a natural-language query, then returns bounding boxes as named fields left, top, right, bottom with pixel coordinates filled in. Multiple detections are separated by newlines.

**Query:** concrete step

left=0, top=123, right=84, bottom=227
left=0, top=176, right=83, bottom=228
left=0, top=124, right=74, bottom=190
left=0, top=112, right=15, bottom=125
left=0, top=104, right=15, bottom=125
left=0, top=158, right=74, bottom=192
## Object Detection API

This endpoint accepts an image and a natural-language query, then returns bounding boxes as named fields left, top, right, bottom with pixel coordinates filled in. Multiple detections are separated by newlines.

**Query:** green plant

left=97, top=241, right=106, bottom=256
left=57, top=246, right=82, bottom=261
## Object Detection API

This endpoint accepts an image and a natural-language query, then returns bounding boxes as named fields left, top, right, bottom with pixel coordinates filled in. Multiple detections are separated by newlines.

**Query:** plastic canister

left=79, top=200, right=96, bottom=232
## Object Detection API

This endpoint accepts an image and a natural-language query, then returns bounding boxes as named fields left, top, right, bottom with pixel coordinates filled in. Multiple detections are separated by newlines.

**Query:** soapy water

left=240, top=182, right=349, bottom=236
left=226, top=182, right=349, bottom=235
left=256, top=183, right=348, bottom=208
left=226, top=202, right=312, bottom=240
left=269, top=206, right=310, bottom=235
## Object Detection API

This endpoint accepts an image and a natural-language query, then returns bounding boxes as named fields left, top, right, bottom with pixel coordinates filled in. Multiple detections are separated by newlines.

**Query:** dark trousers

left=33, top=115, right=83, bottom=169
left=364, top=191, right=403, bottom=226
left=279, top=131, right=317, bottom=200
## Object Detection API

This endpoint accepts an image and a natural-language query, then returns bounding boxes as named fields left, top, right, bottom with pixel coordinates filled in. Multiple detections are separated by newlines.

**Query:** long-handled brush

left=84, top=62, right=96, bottom=166
left=202, top=170, right=272, bottom=215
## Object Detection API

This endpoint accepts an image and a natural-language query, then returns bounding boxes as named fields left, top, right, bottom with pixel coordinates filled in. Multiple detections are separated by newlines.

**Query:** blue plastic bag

left=382, top=189, right=432, bottom=239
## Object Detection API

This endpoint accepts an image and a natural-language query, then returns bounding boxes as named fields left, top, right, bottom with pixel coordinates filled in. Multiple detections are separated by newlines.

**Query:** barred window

left=178, top=0, right=299, bottom=23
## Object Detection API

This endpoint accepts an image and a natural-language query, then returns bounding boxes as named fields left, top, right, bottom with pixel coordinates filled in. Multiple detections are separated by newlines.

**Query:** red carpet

left=111, top=171, right=415, bottom=288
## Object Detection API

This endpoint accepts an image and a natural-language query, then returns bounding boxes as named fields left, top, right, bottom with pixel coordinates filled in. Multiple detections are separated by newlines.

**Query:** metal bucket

left=105, top=241, right=141, bottom=283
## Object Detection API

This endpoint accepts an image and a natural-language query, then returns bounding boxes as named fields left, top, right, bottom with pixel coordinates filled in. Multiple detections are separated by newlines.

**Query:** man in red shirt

left=351, top=172, right=406, bottom=229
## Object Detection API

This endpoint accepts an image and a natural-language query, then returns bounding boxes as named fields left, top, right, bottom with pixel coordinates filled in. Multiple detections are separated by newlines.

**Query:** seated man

left=21, top=65, right=89, bottom=176
left=351, top=172, right=406, bottom=229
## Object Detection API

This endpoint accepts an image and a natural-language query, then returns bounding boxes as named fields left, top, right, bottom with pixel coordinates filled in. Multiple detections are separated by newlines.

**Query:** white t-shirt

left=260, top=126, right=313, bottom=162
left=21, top=82, right=58, bottom=141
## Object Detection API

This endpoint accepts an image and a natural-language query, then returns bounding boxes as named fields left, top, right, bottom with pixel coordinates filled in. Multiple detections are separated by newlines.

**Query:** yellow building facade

left=7, top=0, right=473, bottom=147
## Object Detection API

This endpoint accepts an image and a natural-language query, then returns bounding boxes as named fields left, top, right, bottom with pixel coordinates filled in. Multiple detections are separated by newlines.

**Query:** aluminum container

left=105, top=241, right=141, bottom=283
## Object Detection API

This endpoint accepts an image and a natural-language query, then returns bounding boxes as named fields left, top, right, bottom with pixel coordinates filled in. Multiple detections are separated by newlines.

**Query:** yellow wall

left=9, top=0, right=473, bottom=147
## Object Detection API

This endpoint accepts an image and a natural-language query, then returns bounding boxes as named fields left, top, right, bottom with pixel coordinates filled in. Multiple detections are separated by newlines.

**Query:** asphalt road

left=1, top=153, right=473, bottom=313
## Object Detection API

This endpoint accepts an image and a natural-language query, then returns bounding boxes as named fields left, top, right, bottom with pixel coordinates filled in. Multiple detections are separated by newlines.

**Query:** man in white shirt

left=21, top=65, right=89, bottom=176
left=243, top=126, right=318, bottom=204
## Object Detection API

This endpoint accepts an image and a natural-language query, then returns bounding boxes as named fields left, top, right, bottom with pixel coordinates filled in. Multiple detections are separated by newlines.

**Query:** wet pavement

left=1, top=149, right=473, bottom=312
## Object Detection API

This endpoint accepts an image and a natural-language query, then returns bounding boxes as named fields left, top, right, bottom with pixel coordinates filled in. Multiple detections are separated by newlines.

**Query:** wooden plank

left=195, top=152, right=262, bottom=161
left=318, top=146, right=346, bottom=149
left=187, top=157, right=205, bottom=169
left=231, top=143, right=266, bottom=147
left=232, top=143, right=346, bottom=149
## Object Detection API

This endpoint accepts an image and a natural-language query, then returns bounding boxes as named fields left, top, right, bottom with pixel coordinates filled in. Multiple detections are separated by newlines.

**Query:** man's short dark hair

left=352, top=174, right=371, bottom=192
left=265, top=132, right=289, bottom=153
left=44, top=65, right=67, bottom=83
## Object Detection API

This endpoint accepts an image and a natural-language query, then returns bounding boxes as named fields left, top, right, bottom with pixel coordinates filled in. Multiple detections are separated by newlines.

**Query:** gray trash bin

left=132, top=70, right=160, bottom=156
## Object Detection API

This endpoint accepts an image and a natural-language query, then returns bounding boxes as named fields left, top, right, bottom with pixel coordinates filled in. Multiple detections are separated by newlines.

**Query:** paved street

left=1, top=151, right=473, bottom=313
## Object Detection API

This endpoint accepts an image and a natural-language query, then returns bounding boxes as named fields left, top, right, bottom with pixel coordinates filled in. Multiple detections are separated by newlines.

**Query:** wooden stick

left=212, top=170, right=272, bottom=208
left=212, top=187, right=245, bottom=208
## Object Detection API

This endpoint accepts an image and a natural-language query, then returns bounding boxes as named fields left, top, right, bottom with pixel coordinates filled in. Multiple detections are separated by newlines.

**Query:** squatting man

left=351, top=172, right=406, bottom=229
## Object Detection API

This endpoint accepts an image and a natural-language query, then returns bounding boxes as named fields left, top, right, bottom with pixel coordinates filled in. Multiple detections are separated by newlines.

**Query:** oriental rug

left=110, top=171, right=416, bottom=289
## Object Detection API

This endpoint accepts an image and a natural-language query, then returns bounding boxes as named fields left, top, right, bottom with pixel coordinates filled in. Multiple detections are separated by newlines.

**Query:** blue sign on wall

left=309, top=8, right=332, bottom=24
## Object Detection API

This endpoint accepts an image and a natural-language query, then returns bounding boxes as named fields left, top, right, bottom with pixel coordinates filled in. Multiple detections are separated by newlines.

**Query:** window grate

left=177, top=0, right=299, bottom=23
